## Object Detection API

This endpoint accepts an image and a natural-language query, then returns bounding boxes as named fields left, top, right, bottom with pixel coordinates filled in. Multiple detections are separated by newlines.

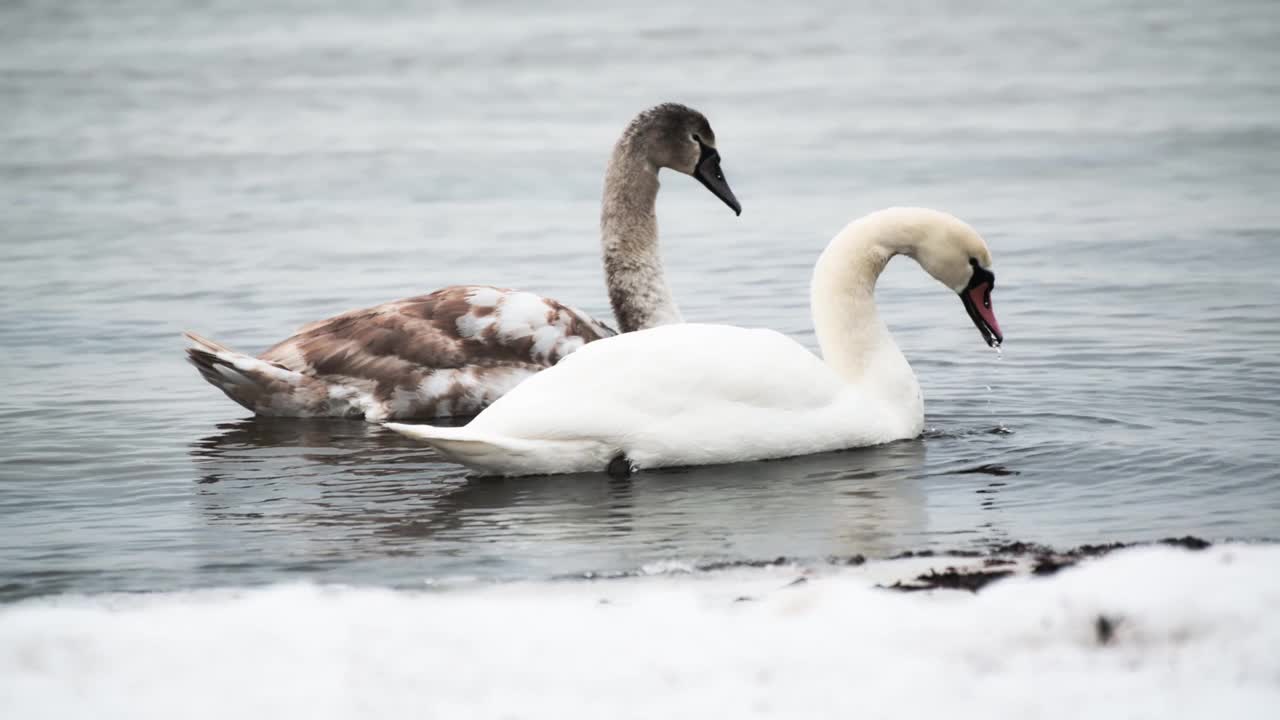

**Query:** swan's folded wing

left=468, top=323, right=847, bottom=441
left=246, top=286, right=618, bottom=418
left=263, top=286, right=615, bottom=377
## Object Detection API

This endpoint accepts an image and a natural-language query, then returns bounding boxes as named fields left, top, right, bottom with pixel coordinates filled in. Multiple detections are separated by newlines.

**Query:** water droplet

left=985, top=344, right=1005, bottom=429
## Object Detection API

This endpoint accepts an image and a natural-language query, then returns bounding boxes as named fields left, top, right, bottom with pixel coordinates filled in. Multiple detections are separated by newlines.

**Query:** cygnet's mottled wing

left=242, top=285, right=616, bottom=420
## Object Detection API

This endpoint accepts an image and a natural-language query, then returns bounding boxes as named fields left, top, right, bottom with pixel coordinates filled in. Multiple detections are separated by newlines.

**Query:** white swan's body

left=387, top=207, right=1002, bottom=475
left=389, top=323, right=922, bottom=475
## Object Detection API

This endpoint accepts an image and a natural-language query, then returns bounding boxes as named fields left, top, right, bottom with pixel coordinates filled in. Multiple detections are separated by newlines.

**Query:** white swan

left=184, top=103, right=741, bottom=421
left=386, top=207, right=1003, bottom=475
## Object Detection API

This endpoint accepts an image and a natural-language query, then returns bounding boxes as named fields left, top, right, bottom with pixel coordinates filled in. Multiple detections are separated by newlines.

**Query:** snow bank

left=1, top=545, right=1276, bottom=719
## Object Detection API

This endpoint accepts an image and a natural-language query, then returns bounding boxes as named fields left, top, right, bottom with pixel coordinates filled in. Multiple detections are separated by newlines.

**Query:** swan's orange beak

left=960, top=265, right=1002, bottom=347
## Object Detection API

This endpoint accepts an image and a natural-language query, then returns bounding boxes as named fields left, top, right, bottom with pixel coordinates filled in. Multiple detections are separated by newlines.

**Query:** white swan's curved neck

left=810, top=221, right=917, bottom=397
left=601, top=143, right=681, bottom=333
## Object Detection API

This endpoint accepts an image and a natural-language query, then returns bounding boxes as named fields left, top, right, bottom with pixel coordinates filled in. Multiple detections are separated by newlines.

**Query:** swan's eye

left=691, top=133, right=702, bottom=144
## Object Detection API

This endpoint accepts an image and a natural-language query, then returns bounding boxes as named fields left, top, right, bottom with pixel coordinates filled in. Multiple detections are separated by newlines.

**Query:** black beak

left=692, top=141, right=741, bottom=216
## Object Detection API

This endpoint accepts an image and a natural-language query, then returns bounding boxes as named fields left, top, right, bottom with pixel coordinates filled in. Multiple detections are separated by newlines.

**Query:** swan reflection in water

left=189, top=418, right=932, bottom=583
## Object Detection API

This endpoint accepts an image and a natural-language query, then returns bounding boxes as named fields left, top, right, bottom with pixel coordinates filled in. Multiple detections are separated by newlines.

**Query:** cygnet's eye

left=691, top=133, right=702, bottom=144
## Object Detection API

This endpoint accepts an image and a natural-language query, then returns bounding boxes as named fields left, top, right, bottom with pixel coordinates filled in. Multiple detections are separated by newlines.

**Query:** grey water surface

left=2, top=0, right=1279, bottom=601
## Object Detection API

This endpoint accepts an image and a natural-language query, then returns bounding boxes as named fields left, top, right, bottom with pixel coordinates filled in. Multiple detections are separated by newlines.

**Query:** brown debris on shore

left=882, top=536, right=1213, bottom=593
left=888, top=567, right=1015, bottom=593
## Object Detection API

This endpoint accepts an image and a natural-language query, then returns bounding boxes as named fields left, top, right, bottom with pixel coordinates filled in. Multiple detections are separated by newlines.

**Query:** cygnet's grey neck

left=601, top=140, right=681, bottom=334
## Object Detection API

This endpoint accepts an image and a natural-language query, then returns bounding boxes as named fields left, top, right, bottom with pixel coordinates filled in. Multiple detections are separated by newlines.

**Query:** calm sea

left=2, top=0, right=1278, bottom=601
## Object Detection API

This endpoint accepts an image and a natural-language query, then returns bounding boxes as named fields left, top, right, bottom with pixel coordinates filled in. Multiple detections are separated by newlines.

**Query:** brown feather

left=189, top=286, right=616, bottom=421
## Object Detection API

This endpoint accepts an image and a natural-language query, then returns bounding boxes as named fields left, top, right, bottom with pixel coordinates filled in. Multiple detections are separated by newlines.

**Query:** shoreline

left=2, top=542, right=1275, bottom=719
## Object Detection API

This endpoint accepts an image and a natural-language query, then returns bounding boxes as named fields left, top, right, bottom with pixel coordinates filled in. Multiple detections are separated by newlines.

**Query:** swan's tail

left=383, top=422, right=610, bottom=476
left=184, top=331, right=314, bottom=415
